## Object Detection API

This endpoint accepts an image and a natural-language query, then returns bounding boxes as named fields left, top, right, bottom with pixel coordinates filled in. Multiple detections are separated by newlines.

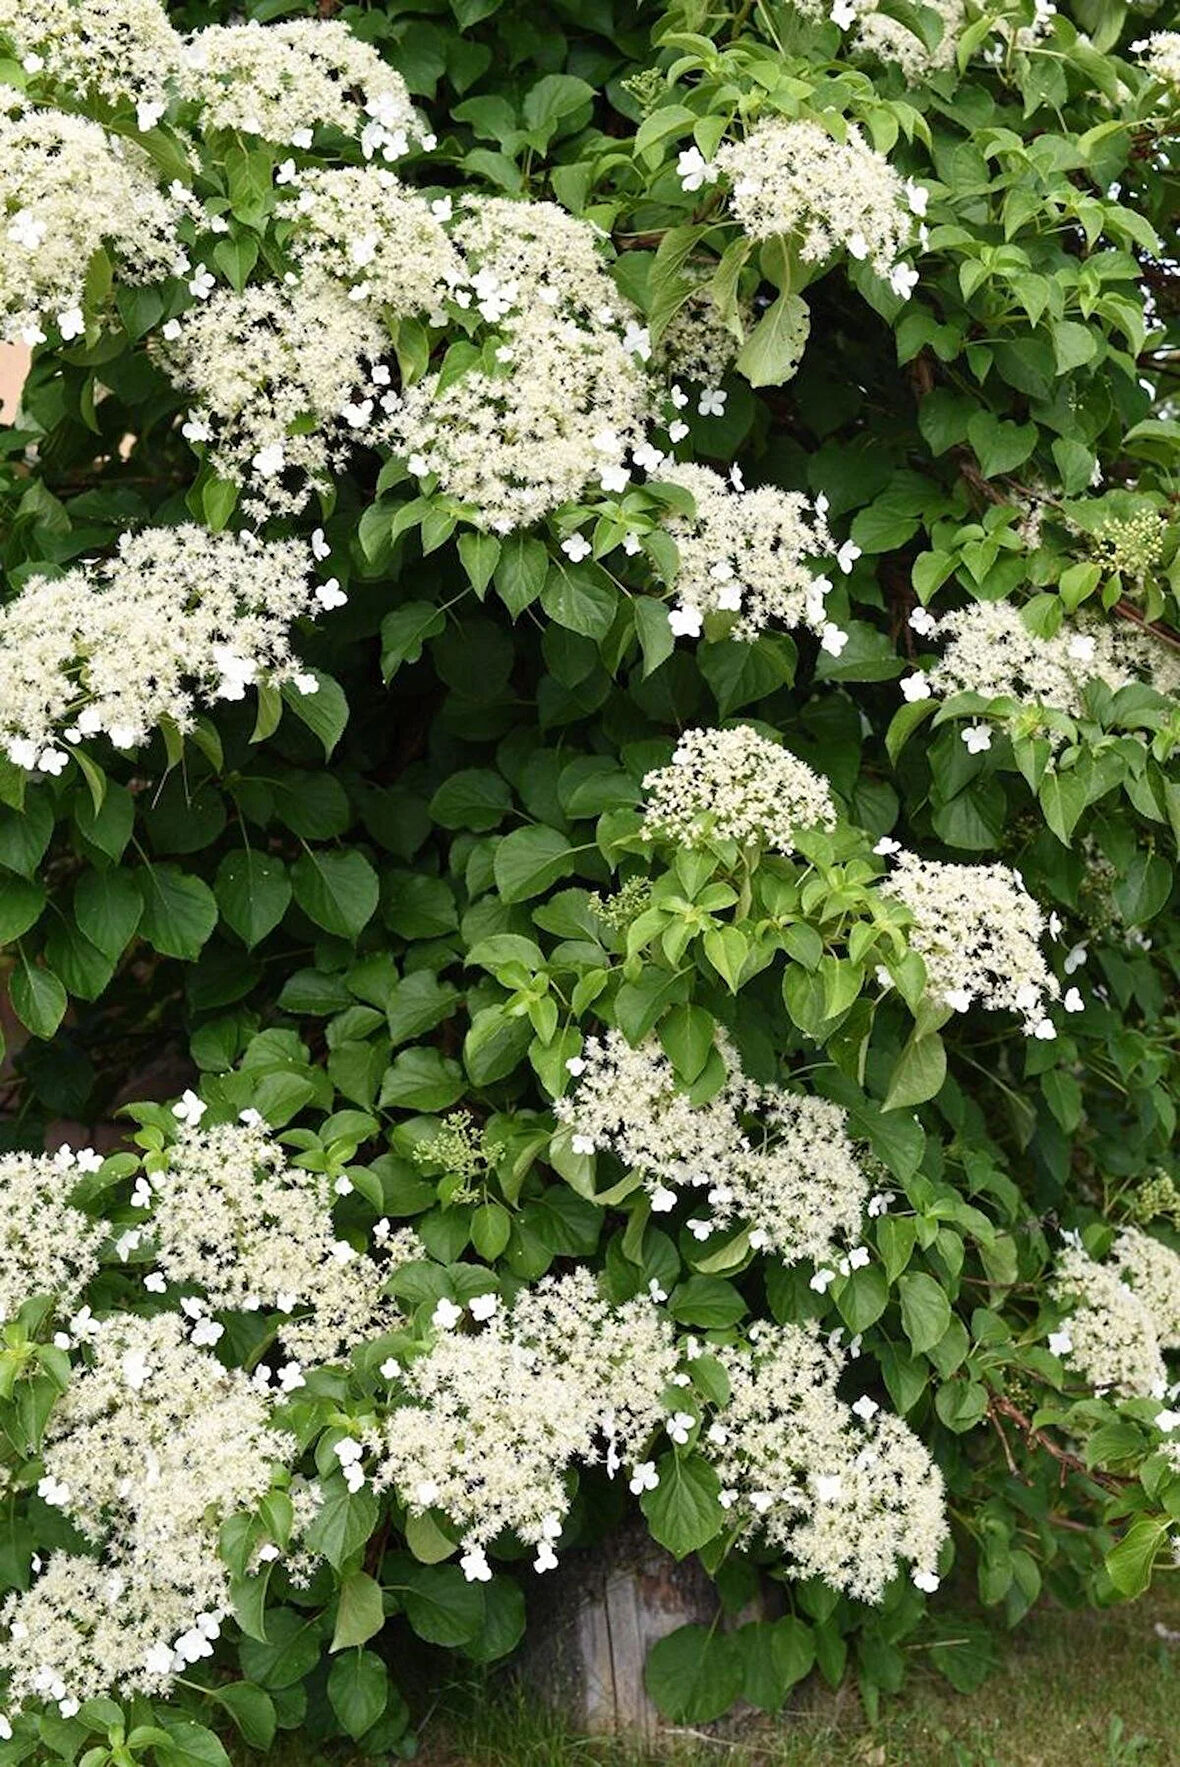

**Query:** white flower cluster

left=641, top=724, right=837, bottom=852
left=654, top=268, right=756, bottom=388
left=0, top=0, right=181, bottom=126
left=0, top=1146, right=106, bottom=1325
left=850, top=0, right=965, bottom=81
left=1138, top=32, right=1180, bottom=89
left=0, top=525, right=321, bottom=769
left=882, top=852, right=1059, bottom=1034
left=921, top=600, right=1180, bottom=721
left=789, top=0, right=1046, bottom=81
left=165, top=190, right=656, bottom=528
left=1111, top=1229, right=1180, bottom=1350
left=656, top=462, right=839, bottom=642
left=277, top=166, right=461, bottom=312
left=179, top=18, right=425, bottom=156
left=393, top=311, right=652, bottom=531
left=146, top=1121, right=419, bottom=1367
left=705, top=1323, right=946, bottom=1603
left=376, top=1269, right=677, bottom=1576
left=1050, top=1239, right=1169, bottom=1399
left=808, top=0, right=965, bottom=81
left=0, top=98, right=180, bottom=344
left=157, top=276, right=395, bottom=518
left=556, top=1030, right=869, bottom=1265
left=0, top=1312, right=291, bottom=1712
left=714, top=117, right=920, bottom=292
left=391, top=199, right=655, bottom=531
left=449, top=196, right=622, bottom=325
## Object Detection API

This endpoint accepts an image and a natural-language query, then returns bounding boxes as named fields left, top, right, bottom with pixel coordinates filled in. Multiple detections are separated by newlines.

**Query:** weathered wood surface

left=521, top=1520, right=769, bottom=1738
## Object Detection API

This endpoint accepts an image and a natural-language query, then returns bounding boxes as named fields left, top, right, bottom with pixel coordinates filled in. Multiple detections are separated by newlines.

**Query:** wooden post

left=520, top=1519, right=766, bottom=1739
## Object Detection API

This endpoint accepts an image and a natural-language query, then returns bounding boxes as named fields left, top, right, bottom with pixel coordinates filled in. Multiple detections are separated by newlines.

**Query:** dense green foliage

left=1, top=0, right=1180, bottom=1761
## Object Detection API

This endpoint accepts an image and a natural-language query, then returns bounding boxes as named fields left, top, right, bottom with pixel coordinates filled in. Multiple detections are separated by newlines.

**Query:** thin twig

left=989, top=1394, right=1127, bottom=1492
left=989, top=1405, right=1021, bottom=1480
left=1113, top=597, right=1180, bottom=655
left=661, top=1729, right=738, bottom=1750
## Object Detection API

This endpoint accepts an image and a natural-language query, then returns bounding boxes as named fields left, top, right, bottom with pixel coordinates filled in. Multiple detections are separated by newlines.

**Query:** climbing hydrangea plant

left=0, top=0, right=1179, bottom=1754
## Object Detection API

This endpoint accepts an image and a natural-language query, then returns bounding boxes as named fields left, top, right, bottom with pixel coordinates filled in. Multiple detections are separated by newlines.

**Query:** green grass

left=253, top=1581, right=1180, bottom=1767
